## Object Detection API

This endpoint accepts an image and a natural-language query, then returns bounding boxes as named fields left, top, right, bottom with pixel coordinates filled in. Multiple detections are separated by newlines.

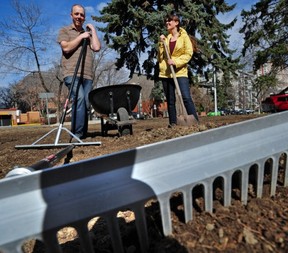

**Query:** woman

left=158, top=13, right=199, bottom=127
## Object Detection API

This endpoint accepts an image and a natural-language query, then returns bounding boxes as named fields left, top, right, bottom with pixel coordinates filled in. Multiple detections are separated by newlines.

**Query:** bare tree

left=0, top=85, right=18, bottom=109
left=0, top=0, right=69, bottom=121
left=0, top=0, right=53, bottom=93
left=95, top=62, right=129, bottom=88
left=91, top=44, right=129, bottom=88
left=0, top=83, right=31, bottom=112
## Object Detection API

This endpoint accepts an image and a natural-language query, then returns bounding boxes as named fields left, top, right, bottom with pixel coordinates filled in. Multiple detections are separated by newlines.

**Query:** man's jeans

left=64, top=76, right=92, bottom=138
left=162, top=77, right=198, bottom=124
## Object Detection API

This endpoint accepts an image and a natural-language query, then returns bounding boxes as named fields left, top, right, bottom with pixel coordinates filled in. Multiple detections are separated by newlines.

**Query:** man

left=58, top=4, right=101, bottom=139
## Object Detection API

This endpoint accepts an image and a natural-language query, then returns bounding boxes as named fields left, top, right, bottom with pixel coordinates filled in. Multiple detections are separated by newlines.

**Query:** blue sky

left=0, top=0, right=257, bottom=88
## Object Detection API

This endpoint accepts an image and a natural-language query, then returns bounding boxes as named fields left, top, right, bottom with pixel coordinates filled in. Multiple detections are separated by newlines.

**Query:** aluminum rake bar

left=1, top=112, right=288, bottom=253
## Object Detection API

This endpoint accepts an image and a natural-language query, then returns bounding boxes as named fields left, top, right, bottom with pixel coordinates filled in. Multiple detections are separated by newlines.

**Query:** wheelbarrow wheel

left=117, top=107, right=132, bottom=136
left=117, top=107, right=129, bottom=121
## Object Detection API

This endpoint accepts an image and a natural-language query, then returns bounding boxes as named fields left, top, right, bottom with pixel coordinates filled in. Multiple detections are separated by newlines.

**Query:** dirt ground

left=0, top=114, right=288, bottom=253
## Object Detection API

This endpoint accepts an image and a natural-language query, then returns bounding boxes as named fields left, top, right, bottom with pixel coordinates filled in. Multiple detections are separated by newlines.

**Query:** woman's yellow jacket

left=158, top=27, right=193, bottom=78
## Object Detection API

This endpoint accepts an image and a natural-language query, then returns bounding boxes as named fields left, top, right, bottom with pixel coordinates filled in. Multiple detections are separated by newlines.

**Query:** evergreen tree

left=240, top=0, right=288, bottom=73
left=150, top=80, right=165, bottom=101
left=92, top=0, right=240, bottom=80
left=218, top=71, right=235, bottom=109
left=253, top=74, right=278, bottom=112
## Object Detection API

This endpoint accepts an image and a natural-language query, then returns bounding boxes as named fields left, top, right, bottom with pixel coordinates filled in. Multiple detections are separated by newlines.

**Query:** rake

left=1, top=112, right=288, bottom=252
left=15, top=37, right=101, bottom=149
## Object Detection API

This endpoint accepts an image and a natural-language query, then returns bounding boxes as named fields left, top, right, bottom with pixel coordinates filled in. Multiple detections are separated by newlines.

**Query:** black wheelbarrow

left=89, top=84, right=142, bottom=136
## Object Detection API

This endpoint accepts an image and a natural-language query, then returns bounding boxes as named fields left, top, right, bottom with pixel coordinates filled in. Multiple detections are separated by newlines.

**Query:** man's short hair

left=71, top=4, right=85, bottom=15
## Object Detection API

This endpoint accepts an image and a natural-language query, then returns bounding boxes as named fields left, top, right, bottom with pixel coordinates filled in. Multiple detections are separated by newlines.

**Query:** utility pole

left=213, top=63, right=218, bottom=115
left=210, top=51, right=218, bottom=115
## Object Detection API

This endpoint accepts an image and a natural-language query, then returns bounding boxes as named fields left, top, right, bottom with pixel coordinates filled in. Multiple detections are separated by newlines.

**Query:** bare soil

left=0, top=115, right=288, bottom=253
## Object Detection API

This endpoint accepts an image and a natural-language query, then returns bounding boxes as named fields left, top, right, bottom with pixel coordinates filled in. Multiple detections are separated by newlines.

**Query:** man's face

left=71, top=6, right=85, bottom=28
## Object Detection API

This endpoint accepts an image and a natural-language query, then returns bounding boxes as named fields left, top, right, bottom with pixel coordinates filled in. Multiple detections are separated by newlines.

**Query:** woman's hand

left=160, top=34, right=166, bottom=42
left=167, top=59, right=175, bottom=66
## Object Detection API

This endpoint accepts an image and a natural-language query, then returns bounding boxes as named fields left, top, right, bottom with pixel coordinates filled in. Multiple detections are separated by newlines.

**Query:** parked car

left=262, top=91, right=288, bottom=112
left=245, top=109, right=255, bottom=114
left=207, top=111, right=221, bottom=116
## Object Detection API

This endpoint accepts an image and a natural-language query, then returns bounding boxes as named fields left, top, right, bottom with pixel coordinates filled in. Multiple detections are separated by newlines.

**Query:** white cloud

left=96, top=2, right=107, bottom=12
left=85, top=6, right=95, bottom=14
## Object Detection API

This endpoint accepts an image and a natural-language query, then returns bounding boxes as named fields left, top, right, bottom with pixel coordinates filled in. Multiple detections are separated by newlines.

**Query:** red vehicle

left=262, top=87, right=288, bottom=112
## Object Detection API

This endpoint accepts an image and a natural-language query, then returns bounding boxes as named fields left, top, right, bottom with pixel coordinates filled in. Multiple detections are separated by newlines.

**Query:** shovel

left=162, top=41, right=197, bottom=126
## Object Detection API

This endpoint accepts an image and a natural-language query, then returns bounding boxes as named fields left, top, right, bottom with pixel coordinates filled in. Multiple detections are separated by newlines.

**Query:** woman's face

left=165, top=19, right=179, bottom=32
